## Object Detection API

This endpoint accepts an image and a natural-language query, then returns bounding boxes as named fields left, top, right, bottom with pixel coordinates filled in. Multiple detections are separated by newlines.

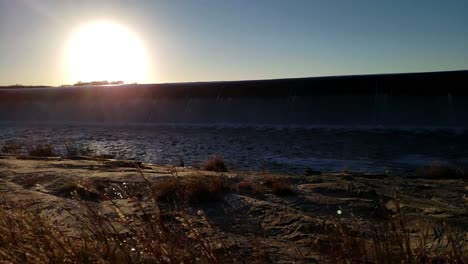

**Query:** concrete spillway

left=1, top=70, right=468, bottom=129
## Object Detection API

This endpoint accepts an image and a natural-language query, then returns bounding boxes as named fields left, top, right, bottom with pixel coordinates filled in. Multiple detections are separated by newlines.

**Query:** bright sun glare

left=67, top=21, right=147, bottom=84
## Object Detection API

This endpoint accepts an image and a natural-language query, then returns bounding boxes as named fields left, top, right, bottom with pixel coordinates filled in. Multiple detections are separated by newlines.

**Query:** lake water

left=1, top=123, right=467, bottom=174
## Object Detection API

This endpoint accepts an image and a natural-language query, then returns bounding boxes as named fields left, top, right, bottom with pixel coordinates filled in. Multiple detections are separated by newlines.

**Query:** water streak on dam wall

left=1, top=70, right=468, bottom=128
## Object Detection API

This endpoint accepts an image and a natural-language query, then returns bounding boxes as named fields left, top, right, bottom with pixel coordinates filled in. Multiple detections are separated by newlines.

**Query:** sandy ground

left=0, top=155, right=466, bottom=262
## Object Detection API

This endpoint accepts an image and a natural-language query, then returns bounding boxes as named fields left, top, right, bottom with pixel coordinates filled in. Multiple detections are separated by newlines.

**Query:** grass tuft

left=261, top=175, right=296, bottom=196
left=203, top=156, right=228, bottom=172
left=28, top=144, right=56, bottom=157
left=271, top=181, right=295, bottom=196
left=64, top=142, right=95, bottom=157
left=157, top=174, right=228, bottom=205
left=237, top=180, right=267, bottom=196
left=416, top=161, right=466, bottom=179
left=1, top=140, right=23, bottom=154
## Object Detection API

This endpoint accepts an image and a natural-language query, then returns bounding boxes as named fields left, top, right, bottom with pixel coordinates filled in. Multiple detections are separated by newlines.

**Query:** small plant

left=203, top=156, right=228, bottom=172
left=65, top=142, right=95, bottom=157
left=342, top=166, right=349, bottom=174
left=261, top=175, right=276, bottom=188
left=178, top=156, right=185, bottom=167
left=0, top=140, right=22, bottom=154
left=28, top=144, right=56, bottom=157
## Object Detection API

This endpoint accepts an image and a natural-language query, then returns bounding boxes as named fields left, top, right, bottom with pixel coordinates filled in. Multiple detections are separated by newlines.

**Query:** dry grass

left=65, top=142, right=95, bottom=157
left=27, top=144, right=56, bottom=157
left=416, top=161, right=467, bottom=179
left=156, top=172, right=228, bottom=205
left=271, top=181, right=295, bottom=196
left=236, top=179, right=268, bottom=196
left=319, top=199, right=468, bottom=263
left=1, top=140, right=114, bottom=159
left=0, top=168, right=236, bottom=263
left=261, top=175, right=295, bottom=196
left=236, top=176, right=295, bottom=197
left=0, top=198, right=229, bottom=263
left=203, top=156, right=228, bottom=172
left=1, top=140, right=23, bottom=154
left=0, top=199, right=80, bottom=263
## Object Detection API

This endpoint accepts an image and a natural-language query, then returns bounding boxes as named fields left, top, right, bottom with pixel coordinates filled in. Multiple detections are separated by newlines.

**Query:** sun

left=67, top=21, right=147, bottom=84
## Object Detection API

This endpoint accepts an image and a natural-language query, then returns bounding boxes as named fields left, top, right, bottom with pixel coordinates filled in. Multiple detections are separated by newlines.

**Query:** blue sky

left=0, top=0, right=467, bottom=85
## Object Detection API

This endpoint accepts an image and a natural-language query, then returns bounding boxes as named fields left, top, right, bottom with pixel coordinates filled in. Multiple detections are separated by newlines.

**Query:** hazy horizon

left=1, top=0, right=467, bottom=86
left=1, top=69, right=468, bottom=88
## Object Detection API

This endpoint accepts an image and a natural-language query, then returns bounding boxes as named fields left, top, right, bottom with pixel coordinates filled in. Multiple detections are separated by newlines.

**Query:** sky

left=0, top=0, right=467, bottom=86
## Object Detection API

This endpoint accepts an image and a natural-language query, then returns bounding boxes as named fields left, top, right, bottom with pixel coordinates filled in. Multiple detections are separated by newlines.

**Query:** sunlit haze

left=0, top=0, right=467, bottom=85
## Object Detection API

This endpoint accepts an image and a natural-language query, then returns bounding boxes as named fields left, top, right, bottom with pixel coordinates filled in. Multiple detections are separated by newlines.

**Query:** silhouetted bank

left=1, top=70, right=468, bottom=127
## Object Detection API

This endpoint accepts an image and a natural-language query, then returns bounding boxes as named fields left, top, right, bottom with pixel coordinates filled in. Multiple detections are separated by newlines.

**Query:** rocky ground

left=0, top=155, right=466, bottom=263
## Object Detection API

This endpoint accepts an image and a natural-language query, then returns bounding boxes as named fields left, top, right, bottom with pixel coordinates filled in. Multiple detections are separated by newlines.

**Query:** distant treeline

left=73, top=80, right=124, bottom=86
left=0, top=81, right=124, bottom=89
left=1, top=84, right=52, bottom=89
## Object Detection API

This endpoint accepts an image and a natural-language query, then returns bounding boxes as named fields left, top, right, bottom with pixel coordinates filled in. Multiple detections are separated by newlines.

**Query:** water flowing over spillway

left=1, top=71, right=467, bottom=173
left=1, top=92, right=468, bottom=128
left=1, top=70, right=468, bottom=128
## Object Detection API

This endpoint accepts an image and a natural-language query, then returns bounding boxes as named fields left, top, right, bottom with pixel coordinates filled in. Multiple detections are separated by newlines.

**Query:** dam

left=0, top=70, right=467, bottom=173
left=1, top=70, right=468, bottom=128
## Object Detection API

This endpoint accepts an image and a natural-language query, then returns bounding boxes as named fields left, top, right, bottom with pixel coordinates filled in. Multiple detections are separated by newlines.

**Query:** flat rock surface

left=0, top=156, right=466, bottom=262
